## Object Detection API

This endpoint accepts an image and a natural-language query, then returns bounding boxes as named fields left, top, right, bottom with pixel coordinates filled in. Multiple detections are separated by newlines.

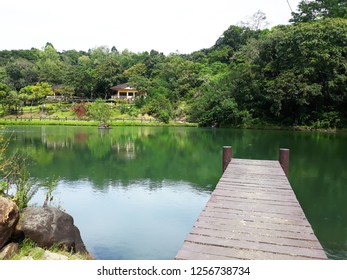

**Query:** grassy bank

left=1, top=118, right=345, bottom=131
left=0, top=117, right=198, bottom=127
left=9, top=238, right=90, bottom=260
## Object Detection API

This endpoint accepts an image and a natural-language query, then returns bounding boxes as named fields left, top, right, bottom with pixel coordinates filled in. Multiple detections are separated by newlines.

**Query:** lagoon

left=2, top=125, right=347, bottom=259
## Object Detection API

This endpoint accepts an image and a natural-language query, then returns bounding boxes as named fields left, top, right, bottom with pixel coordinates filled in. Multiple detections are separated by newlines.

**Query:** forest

left=0, top=0, right=346, bottom=128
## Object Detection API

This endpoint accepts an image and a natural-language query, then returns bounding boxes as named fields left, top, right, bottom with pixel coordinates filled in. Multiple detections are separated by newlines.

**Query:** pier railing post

left=279, top=148, right=290, bottom=177
left=223, top=146, right=232, bottom=173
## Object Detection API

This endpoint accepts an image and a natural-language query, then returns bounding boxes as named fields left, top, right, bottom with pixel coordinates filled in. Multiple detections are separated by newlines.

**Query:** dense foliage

left=290, top=0, right=347, bottom=23
left=0, top=1, right=346, bottom=128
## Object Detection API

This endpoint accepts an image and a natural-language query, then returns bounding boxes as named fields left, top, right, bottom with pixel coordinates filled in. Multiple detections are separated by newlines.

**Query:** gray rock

left=20, top=256, right=34, bottom=260
left=42, top=250, right=69, bottom=260
left=17, top=207, right=88, bottom=254
left=0, top=197, right=19, bottom=249
left=0, top=242, right=19, bottom=259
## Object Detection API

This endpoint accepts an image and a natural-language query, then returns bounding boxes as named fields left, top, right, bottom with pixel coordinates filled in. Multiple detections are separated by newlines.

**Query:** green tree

left=143, top=50, right=165, bottom=77
left=53, top=85, right=75, bottom=101
left=226, top=18, right=347, bottom=126
left=260, top=19, right=346, bottom=124
left=290, top=0, right=347, bottom=23
left=212, top=25, right=262, bottom=63
left=188, top=80, right=251, bottom=127
left=155, top=55, right=204, bottom=103
left=36, top=43, right=67, bottom=85
left=65, top=55, right=96, bottom=98
left=87, top=99, right=112, bottom=127
left=93, top=56, right=122, bottom=98
left=5, top=58, right=39, bottom=90
left=19, top=82, right=53, bottom=109
left=0, top=82, right=12, bottom=111
left=143, top=94, right=173, bottom=123
left=0, top=82, right=20, bottom=114
left=124, top=63, right=152, bottom=93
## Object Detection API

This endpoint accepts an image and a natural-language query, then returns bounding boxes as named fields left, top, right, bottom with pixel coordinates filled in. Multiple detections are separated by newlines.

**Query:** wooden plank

left=205, top=201, right=304, bottom=216
left=200, top=210, right=311, bottom=227
left=218, top=179, right=293, bottom=189
left=185, top=234, right=327, bottom=259
left=212, top=189, right=299, bottom=202
left=175, top=158, right=327, bottom=260
left=193, top=223, right=318, bottom=241
left=189, top=227, right=324, bottom=249
left=219, top=176, right=291, bottom=183
left=210, top=195, right=301, bottom=207
left=194, top=217, right=313, bottom=236
left=176, top=249, right=237, bottom=260
left=217, top=184, right=295, bottom=195
left=199, top=210, right=311, bottom=226
left=196, top=211, right=313, bottom=229
left=178, top=242, right=316, bottom=260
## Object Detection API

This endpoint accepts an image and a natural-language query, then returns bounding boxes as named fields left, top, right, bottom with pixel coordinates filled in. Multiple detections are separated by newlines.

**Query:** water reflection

left=5, top=126, right=220, bottom=190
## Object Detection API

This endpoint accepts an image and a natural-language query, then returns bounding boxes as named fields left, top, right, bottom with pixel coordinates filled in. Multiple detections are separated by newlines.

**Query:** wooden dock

left=176, top=147, right=327, bottom=260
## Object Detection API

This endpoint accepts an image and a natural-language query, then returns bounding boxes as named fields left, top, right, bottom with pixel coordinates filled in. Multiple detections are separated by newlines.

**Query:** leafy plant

left=1, top=142, right=58, bottom=210
left=42, top=176, right=59, bottom=207
left=158, top=110, right=170, bottom=124
left=71, top=102, right=87, bottom=119
left=0, top=181, right=10, bottom=196
left=6, top=154, right=41, bottom=210
left=87, top=99, right=112, bottom=127
left=143, top=94, right=173, bottom=123
left=311, top=111, right=342, bottom=129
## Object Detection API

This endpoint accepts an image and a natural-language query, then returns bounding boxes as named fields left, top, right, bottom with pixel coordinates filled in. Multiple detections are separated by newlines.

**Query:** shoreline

left=0, top=118, right=198, bottom=128
left=1, top=118, right=346, bottom=133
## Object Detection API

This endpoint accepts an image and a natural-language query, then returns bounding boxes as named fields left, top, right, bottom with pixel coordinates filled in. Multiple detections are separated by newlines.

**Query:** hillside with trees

left=0, top=0, right=346, bottom=128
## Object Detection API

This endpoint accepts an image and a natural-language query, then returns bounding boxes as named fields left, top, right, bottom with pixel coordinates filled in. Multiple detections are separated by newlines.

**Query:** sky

left=1, top=0, right=301, bottom=54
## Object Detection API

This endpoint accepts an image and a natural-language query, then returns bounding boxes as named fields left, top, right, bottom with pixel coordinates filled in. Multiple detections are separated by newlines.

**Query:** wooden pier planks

left=176, top=158, right=327, bottom=260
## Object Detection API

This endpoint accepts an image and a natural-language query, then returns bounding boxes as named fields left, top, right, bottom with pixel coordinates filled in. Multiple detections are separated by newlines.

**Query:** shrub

left=143, top=95, right=172, bottom=122
left=311, top=111, right=342, bottom=129
left=71, top=103, right=87, bottom=119
left=87, top=99, right=112, bottom=126
left=158, top=110, right=170, bottom=124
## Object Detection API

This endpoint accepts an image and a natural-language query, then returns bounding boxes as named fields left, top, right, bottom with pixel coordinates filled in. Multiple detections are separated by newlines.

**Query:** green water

left=2, top=125, right=347, bottom=259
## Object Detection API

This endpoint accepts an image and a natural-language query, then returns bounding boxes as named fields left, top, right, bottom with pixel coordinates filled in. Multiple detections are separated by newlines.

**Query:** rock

left=0, top=242, right=19, bottom=259
left=0, top=197, right=19, bottom=249
left=98, top=123, right=111, bottom=129
left=17, top=207, right=88, bottom=254
left=42, top=250, right=68, bottom=260
left=20, top=256, right=34, bottom=260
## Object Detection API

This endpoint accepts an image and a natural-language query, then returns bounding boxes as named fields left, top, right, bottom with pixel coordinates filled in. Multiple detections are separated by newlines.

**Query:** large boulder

left=0, top=197, right=19, bottom=249
left=17, top=207, right=88, bottom=254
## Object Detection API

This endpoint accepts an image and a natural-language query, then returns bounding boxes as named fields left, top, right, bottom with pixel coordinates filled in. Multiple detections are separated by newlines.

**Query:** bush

left=87, top=99, right=112, bottom=126
left=311, top=111, right=342, bottom=129
left=120, top=103, right=129, bottom=115
left=5, top=155, right=41, bottom=210
left=134, top=95, right=146, bottom=109
left=1, top=136, right=58, bottom=210
left=71, top=103, right=87, bottom=119
left=143, top=95, right=172, bottom=122
left=158, top=110, right=170, bottom=123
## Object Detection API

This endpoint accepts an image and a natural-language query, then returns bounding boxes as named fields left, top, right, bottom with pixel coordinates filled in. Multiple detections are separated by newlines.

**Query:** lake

left=2, top=125, right=347, bottom=259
